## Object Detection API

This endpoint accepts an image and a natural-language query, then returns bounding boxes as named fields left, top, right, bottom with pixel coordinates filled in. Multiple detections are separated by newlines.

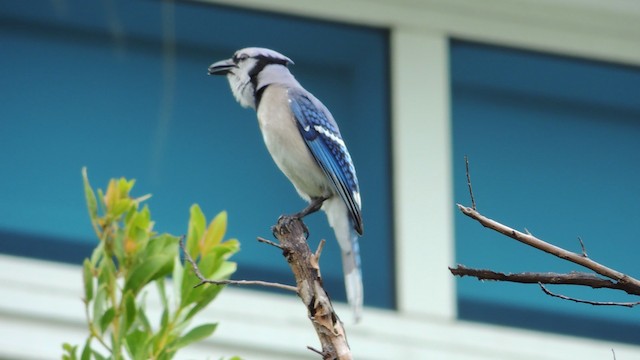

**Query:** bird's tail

left=322, top=197, right=363, bottom=322
left=341, top=233, right=363, bottom=322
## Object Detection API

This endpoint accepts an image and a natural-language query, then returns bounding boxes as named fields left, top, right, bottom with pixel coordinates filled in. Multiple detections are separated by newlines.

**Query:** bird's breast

left=256, top=86, right=331, bottom=199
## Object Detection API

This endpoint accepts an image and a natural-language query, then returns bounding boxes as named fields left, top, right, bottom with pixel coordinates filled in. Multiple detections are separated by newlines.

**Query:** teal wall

left=0, top=1, right=393, bottom=308
left=452, top=40, right=640, bottom=343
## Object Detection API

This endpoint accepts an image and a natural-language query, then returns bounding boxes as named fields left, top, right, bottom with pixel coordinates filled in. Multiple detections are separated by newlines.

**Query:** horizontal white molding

left=197, top=0, right=640, bottom=66
left=2, top=254, right=640, bottom=359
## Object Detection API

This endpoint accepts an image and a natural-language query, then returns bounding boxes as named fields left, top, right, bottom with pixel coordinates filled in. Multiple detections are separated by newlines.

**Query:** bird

left=208, top=47, right=364, bottom=321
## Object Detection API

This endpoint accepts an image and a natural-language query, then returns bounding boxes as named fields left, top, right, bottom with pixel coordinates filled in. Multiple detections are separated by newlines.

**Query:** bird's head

left=208, top=47, right=295, bottom=109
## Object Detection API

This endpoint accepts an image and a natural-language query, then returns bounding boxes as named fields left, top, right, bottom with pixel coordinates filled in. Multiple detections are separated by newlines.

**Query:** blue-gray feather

left=288, top=89, right=363, bottom=235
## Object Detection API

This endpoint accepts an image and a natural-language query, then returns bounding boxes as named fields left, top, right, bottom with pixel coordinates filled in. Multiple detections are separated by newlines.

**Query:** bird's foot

left=275, top=214, right=310, bottom=239
left=293, top=195, right=330, bottom=219
left=275, top=196, right=330, bottom=240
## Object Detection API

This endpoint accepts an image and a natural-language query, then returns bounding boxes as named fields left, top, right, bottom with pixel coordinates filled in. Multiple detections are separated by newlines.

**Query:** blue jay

left=208, top=47, right=363, bottom=320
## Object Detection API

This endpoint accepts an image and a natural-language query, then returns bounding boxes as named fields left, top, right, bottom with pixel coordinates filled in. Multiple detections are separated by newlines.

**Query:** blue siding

left=0, top=1, right=393, bottom=309
left=452, top=40, right=640, bottom=343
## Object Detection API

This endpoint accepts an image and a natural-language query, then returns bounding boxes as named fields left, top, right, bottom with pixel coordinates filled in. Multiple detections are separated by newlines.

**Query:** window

left=452, top=40, right=640, bottom=343
left=0, top=1, right=393, bottom=309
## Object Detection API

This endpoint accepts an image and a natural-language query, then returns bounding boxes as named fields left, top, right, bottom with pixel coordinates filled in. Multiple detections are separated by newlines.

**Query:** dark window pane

left=452, top=40, right=640, bottom=344
left=0, top=1, right=393, bottom=309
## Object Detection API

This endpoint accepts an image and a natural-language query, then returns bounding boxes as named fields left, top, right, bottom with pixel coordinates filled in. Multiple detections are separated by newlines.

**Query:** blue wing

left=288, top=88, right=363, bottom=235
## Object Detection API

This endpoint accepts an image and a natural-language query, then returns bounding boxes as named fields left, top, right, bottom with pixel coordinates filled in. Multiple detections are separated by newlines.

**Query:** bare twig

left=314, top=239, right=326, bottom=263
left=449, top=265, right=640, bottom=294
left=307, top=346, right=324, bottom=357
left=179, top=237, right=297, bottom=292
left=539, top=283, right=640, bottom=308
left=577, top=236, right=588, bottom=258
left=456, top=205, right=640, bottom=295
left=464, top=155, right=476, bottom=210
left=193, top=279, right=297, bottom=292
left=257, top=236, right=283, bottom=249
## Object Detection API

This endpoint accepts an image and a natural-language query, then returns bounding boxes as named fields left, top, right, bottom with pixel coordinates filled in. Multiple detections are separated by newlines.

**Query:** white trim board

left=1, top=254, right=640, bottom=359
left=391, top=29, right=455, bottom=319
left=197, top=0, right=640, bottom=66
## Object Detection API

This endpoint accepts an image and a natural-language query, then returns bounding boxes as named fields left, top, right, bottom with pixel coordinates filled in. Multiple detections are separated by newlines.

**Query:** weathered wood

left=273, top=215, right=352, bottom=360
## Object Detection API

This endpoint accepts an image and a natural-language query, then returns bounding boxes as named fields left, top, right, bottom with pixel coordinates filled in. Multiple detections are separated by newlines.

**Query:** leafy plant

left=63, top=168, right=239, bottom=360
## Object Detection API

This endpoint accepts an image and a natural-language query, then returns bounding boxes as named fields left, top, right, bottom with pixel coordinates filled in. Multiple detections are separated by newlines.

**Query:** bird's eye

left=233, top=53, right=249, bottom=63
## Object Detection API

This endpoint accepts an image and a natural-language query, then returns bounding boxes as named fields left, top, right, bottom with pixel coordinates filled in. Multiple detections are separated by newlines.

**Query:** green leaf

left=80, top=338, right=92, bottom=360
left=112, top=197, right=133, bottom=218
left=156, top=277, right=168, bottom=310
left=118, top=177, right=136, bottom=198
left=126, top=206, right=152, bottom=246
left=98, top=256, right=116, bottom=292
left=180, top=265, right=193, bottom=303
left=160, top=307, right=169, bottom=329
left=112, top=228, right=126, bottom=265
left=62, top=342, right=76, bottom=353
left=186, top=204, right=205, bottom=258
left=82, top=167, right=98, bottom=222
left=179, top=262, right=201, bottom=308
left=203, top=211, right=227, bottom=254
left=82, top=259, right=94, bottom=302
left=92, top=284, right=107, bottom=334
left=173, top=323, right=218, bottom=350
left=184, top=284, right=224, bottom=322
left=172, top=254, right=183, bottom=305
left=182, top=260, right=236, bottom=321
left=137, top=305, right=152, bottom=333
left=124, top=255, right=173, bottom=294
left=145, top=234, right=178, bottom=259
left=92, top=350, right=107, bottom=360
left=196, top=241, right=239, bottom=279
left=150, top=329, right=178, bottom=357
left=195, top=251, right=222, bottom=280
left=99, top=307, right=115, bottom=334
left=213, top=239, right=241, bottom=260
left=125, top=330, right=149, bottom=360
left=123, top=291, right=137, bottom=332
left=62, top=343, right=78, bottom=360
left=210, top=261, right=237, bottom=281
left=90, top=242, right=104, bottom=267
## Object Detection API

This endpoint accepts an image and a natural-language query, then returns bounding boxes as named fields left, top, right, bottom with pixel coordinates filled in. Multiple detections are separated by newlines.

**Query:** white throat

left=227, top=62, right=300, bottom=109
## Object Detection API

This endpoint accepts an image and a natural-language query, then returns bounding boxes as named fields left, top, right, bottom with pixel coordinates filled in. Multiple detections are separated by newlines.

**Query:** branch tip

left=577, top=236, right=588, bottom=258
left=539, top=283, right=640, bottom=307
left=257, top=236, right=283, bottom=249
left=307, top=346, right=324, bottom=356
left=315, top=239, right=326, bottom=261
left=464, top=156, right=477, bottom=210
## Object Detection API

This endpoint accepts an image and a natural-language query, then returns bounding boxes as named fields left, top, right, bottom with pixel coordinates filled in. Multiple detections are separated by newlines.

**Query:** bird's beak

left=208, top=58, right=236, bottom=76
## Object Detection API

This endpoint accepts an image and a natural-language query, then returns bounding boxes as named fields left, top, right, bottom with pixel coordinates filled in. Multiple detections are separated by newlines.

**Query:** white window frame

left=3, top=0, right=640, bottom=358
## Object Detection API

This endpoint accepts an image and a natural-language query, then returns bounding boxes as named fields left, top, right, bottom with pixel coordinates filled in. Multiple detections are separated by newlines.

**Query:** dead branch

left=451, top=157, right=640, bottom=307
left=449, top=265, right=640, bottom=295
left=272, top=215, right=352, bottom=360
left=181, top=217, right=352, bottom=360
left=456, top=205, right=640, bottom=296
left=539, top=283, right=640, bottom=308
left=179, top=237, right=297, bottom=292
